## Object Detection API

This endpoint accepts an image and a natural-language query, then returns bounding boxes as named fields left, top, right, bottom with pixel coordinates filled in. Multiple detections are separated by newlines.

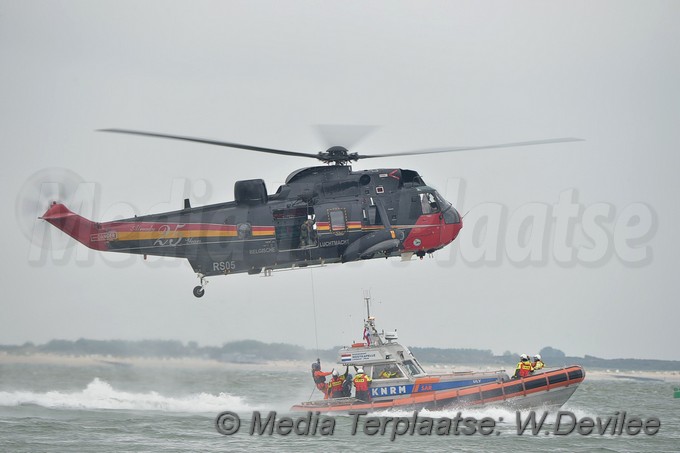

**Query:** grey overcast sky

left=2, top=1, right=679, bottom=360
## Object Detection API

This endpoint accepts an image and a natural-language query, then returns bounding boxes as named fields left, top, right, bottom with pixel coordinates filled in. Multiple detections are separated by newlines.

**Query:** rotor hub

left=319, top=146, right=359, bottom=165
left=326, top=146, right=349, bottom=156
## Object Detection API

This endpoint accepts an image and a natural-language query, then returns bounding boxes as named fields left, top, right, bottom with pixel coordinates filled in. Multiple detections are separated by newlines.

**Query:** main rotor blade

left=357, top=137, right=584, bottom=159
left=98, top=129, right=320, bottom=159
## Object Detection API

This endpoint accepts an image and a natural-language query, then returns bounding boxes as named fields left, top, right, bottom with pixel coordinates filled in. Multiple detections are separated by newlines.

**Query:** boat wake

left=368, top=405, right=598, bottom=425
left=0, top=378, right=257, bottom=413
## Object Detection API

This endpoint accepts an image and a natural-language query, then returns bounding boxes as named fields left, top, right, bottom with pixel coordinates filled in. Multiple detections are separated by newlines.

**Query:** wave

left=0, top=378, right=257, bottom=413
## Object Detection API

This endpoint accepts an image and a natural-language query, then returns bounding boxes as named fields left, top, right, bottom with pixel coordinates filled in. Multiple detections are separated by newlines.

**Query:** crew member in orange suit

left=353, top=367, right=372, bottom=401
left=513, top=354, right=534, bottom=378
left=311, top=360, right=332, bottom=399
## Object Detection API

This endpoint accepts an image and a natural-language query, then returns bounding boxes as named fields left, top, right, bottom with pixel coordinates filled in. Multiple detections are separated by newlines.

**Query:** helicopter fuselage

left=42, top=165, right=462, bottom=295
left=41, top=128, right=580, bottom=297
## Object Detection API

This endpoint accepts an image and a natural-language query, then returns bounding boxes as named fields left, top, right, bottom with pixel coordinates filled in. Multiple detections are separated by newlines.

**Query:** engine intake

left=234, top=179, right=268, bottom=205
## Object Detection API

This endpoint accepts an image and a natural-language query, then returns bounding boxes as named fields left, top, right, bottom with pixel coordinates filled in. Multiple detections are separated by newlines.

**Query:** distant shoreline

left=4, top=338, right=680, bottom=372
left=2, top=351, right=678, bottom=382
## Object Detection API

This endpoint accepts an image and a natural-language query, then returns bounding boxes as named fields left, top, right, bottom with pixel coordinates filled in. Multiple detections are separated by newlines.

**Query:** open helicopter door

left=272, top=206, right=317, bottom=252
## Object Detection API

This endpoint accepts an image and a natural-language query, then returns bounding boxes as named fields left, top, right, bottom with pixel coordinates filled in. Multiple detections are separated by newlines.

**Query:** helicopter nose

left=440, top=207, right=463, bottom=245
left=402, top=204, right=462, bottom=254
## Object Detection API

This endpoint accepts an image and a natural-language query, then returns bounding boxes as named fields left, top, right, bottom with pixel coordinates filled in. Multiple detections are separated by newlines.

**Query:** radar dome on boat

left=385, top=331, right=398, bottom=342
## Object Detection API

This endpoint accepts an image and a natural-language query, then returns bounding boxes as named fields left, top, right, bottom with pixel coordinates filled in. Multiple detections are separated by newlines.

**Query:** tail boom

left=40, top=203, right=108, bottom=251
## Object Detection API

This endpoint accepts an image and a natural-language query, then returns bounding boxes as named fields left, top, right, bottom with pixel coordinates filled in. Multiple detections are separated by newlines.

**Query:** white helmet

left=520, top=354, right=529, bottom=361
left=357, top=367, right=364, bottom=374
left=332, top=369, right=339, bottom=377
left=534, top=354, right=541, bottom=361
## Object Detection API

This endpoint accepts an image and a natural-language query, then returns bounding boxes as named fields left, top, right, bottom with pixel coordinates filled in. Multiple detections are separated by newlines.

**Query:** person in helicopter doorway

left=311, top=360, right=332, bottom=399
left=531, top=354, right=545, bottom=371
left=353, top=367, right=372, bottom=402
left=307, top=218, right=317, bottom=245
left=326, top=367, right=350, bottom=399
left=299, top=218, right=316, bottom=247
left=512, top=354, right=534, bottom=378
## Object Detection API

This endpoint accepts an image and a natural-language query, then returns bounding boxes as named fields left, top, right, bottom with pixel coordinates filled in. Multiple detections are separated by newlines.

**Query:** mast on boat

left=362, top=292, right=396, bottom=347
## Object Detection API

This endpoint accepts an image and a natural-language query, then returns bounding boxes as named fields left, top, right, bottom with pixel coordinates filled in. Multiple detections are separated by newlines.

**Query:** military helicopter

left=41, top=129, right=580, bottom=297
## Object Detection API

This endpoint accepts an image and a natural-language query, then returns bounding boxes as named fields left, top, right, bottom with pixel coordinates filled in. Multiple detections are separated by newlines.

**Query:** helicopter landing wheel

left=193, top=273, right=209, bottom=298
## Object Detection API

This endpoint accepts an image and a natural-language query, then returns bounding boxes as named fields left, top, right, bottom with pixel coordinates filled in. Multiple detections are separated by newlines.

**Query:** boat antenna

left=363, top=289, right=371, bottom=319
left=362, top=290, right=382, bottom=346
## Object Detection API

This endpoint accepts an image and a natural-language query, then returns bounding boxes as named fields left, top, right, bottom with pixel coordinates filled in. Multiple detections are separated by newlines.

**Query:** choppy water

left=1, top=361, right=678, bottom=452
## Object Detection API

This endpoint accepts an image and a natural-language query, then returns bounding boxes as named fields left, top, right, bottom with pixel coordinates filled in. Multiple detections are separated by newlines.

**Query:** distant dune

left=2, top=339, right=680, bottom=373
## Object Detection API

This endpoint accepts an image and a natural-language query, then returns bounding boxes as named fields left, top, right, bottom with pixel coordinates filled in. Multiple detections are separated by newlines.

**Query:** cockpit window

left=434, top=191, right=451, bottom=211
left=419, top=193, right=440, bottom=214
left=434, top=191, right=460, bottom=224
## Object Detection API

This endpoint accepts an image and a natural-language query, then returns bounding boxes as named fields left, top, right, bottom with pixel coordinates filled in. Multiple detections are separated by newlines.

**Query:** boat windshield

left=402, top=359, right=425, bottom=376
left=373, top=364, right=404, bottom=379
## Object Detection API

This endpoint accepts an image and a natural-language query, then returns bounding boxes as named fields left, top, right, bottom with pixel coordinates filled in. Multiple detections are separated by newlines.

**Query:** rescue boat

left=292, top=310, right=584, bottom=413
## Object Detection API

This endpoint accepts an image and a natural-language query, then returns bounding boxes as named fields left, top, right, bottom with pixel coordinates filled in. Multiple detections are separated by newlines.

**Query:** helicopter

left=41, top=129, right=580, bottom=297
